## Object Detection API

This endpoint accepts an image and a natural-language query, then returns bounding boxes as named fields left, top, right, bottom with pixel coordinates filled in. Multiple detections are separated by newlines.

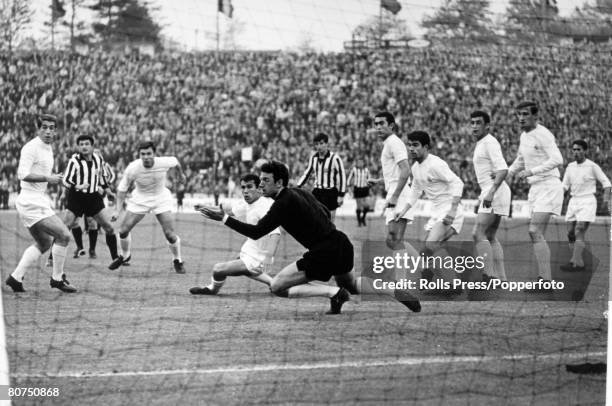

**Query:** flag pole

left=379, top=1, right=383, bottom=47
left=216, top=3, right=220, bottom=53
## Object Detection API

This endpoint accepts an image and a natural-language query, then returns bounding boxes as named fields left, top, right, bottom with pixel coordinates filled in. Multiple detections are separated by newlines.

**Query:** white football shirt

left=233, top=197, right=281, bottom=263
left=407, top=154, right=464, bottom=207
left=562, top=159, right=611, bottom=197
left=118, top=156, right=178, bottom=198
left=17, top=136, right=54, bottom=194
left=381, top=133, right=409, bottom=192
left=473, top=134, right=508, bottom=191
left=508, top=124, right=563, bottom=183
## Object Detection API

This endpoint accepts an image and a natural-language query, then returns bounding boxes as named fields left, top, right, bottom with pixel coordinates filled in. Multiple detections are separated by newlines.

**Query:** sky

left=29, top=0, right=591, bottom=52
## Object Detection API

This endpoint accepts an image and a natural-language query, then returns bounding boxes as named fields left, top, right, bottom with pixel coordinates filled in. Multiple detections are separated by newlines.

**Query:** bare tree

left=0, top=0, right=33, bottom=59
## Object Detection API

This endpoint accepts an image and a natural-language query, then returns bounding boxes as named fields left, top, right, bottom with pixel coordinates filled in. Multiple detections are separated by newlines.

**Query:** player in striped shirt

left=560, top=140, right=611, bottom=272
left=297, top=132, right=346, bottom=222
left=507, top=101, right=563, bottom=286
left=470, top=110, right=510, bottom=282
left=109, top=141, right=187, bottom=273
left=347, top=157, right=371, bottom=226
left=6, top=114, right=76, bottom=293
left=61, top=135, right=119, bottom=263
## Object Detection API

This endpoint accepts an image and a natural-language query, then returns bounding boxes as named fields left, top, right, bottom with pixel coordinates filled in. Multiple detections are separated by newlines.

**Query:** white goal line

left=12, top=351, right=606, bottom=379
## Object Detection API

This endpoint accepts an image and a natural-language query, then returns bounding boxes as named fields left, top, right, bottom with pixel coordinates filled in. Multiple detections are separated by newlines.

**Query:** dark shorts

left=66, top=189, right=105, bottom=218
left=296, top=230, right=354, bottom=282
left=353, top=186, right=370, bottom=199
left=313, top=188, right=340, bottom=211
left=177, top=191, right=185, bottom=205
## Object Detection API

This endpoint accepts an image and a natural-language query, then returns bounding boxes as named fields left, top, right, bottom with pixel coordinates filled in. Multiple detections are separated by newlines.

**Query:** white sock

left=120, top=233, right=131, bottom=258
left=490, top=239, right=507, bottom=281
left=11, top=245, right=42, bottom=281
left=571, top=240, right=586, bottom=267
left=475, top=240, right=495, bottom=278
left=288, top=283, right=339, bottom=298
left=533, top=240, right=552, bottom=280
left=250, top=273, right=273, bottom=286
left=51, top=244, right=67, bottom=281
left=168, top=236, right=182, bottom=262
left=206, top=277, right=225, bottom=293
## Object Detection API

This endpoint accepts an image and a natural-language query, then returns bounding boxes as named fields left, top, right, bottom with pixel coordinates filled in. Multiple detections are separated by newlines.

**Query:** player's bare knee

left=473, top=226, right=487, bottom=242
left=425, top=240, right=439, bottom=253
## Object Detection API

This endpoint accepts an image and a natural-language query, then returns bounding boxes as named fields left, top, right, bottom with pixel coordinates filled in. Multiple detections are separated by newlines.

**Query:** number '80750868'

left=8, top=387, right=60, bottom=397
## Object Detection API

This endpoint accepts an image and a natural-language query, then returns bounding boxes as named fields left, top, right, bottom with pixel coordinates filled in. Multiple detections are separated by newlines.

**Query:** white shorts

left=424, top=201, right=465, bottom=234
left=477, top=182, right=511, bottom=217
left=565, top=196, right=596, bottom=223
left=16, top=191, right=56, bottom=228
left=528, top=178, right=563, bottom=216
left=385, top=187, right=415, bottom=225
left=239, top=252, right=266, bottom=275
left=126, top=191, right=174, bottom=215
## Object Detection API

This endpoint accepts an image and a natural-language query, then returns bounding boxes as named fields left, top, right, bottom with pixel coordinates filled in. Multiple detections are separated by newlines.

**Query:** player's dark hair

left=515, top=101, right=539, bottom=115
left=313, top=132, right=329, bottom=144
left=470, top=110, right=490, bottom=124
left=240, top=173, right=261, bottom=186
left=407, top=131, right=431, bottom=148
left=37, top=113, right=57, bottom=128
left=374, top=111, right=395, bottom=126
left=76, top=134, right=94, bottom=145
left=261, top=160, right=289, bottom=187
left=138, top=141, right=156, bottom=153
left=374, top=111, right=398, bottom=132
left=572, top=139, right=588, bottom=150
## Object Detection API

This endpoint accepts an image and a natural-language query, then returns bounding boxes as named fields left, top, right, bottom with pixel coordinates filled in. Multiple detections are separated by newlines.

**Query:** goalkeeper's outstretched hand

left=196, top=205, right=224, bottom=221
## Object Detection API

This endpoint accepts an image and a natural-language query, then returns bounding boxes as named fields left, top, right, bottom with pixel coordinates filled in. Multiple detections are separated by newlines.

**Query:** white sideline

left=12, top=351, right=606, bottom=379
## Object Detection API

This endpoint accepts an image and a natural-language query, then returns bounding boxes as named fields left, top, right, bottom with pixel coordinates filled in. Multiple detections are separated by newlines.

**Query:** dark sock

left=89, top=229, right=98, bottom=252
left=106, top=234, right=118, bottom=259
left=72, top=227, right=83, bottom=250
left=356, top=209, right=362, bottom=224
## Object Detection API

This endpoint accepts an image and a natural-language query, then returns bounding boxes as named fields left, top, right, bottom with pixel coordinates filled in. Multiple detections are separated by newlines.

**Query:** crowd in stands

left=1, top=42, right=611, bottom=209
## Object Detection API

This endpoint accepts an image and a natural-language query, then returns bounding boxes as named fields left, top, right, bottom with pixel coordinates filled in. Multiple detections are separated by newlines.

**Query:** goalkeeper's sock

left=168, top=236, right=182, bottom=262
left=12, top=245, right=42, bottom=281
left=206, top=276, right=225, bottom=294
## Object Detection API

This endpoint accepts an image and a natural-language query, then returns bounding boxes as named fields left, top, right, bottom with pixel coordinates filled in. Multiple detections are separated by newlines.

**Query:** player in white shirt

left=109, top=141, right=187, bottom=273
left=395, top=131, right=465, bottom=286
left=6, top=114, right=77, bottom=293
left=470, top=111, right=510, bottom=282
left=560, top=140, right=611, bottom=272
left=507, top=101, right=564, bottom=285
left=367, top=112, right=415, bottom=248
left=190, top=174, right=281, bottom=295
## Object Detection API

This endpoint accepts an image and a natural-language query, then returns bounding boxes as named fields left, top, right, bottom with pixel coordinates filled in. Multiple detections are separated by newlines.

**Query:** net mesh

left=0, top=213, right=608, bottom=405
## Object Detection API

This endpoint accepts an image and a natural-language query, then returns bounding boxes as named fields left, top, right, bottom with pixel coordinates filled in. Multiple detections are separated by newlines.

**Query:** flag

left=218, top=0, right=234, bottom=18
left=381, top=0, right=401, bottom=15
left=51, top=0, right=66, bottom=19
